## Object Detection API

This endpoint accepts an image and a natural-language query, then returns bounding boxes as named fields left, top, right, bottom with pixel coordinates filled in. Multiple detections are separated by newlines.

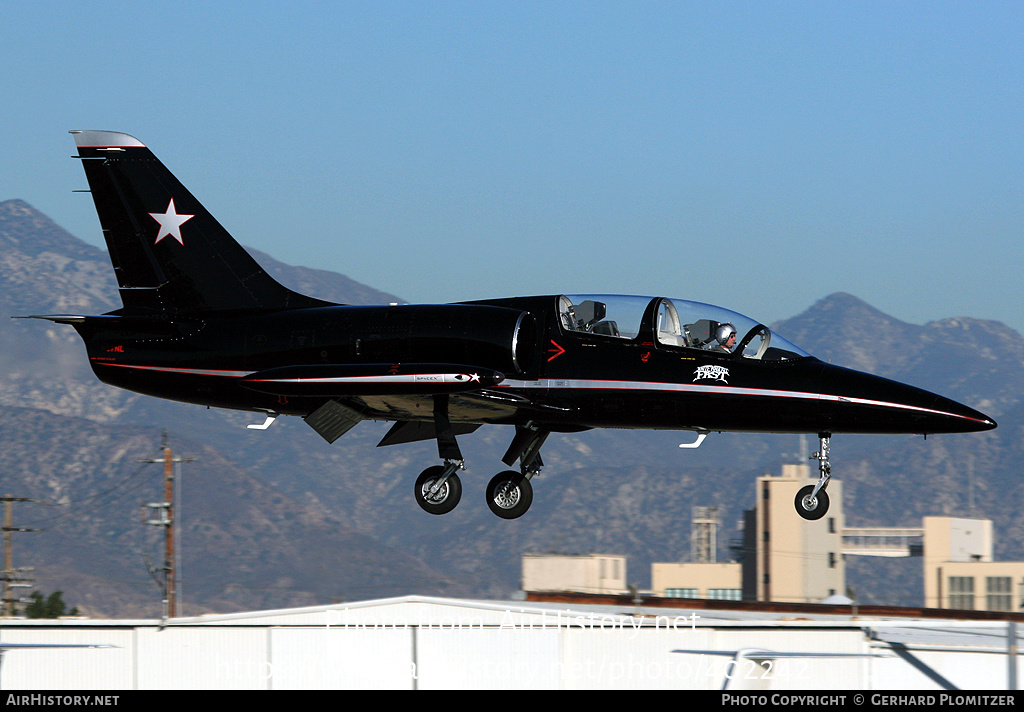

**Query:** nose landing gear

left=795, top=432, right=832, bottom=521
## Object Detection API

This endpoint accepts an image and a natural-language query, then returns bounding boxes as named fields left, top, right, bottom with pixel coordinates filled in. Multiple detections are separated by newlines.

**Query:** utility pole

left=0, top=496, right=38, bottom=616
left=141, top=433, right=193, bottom=620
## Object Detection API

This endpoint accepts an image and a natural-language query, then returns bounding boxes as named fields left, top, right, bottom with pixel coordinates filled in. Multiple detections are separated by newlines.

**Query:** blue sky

left=4, top=2, right=1023, bottom=334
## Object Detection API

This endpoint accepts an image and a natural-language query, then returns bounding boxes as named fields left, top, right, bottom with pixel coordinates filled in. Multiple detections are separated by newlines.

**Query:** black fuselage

left=74, top=294, right=994, bottom=438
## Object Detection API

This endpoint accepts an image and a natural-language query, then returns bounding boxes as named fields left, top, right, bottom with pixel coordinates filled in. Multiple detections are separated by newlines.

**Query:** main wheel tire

left=486, top=471, right=533, bottom=519
left=794, top=484, right=830, bottom=521
left=414, top=466, right=462, bottom=515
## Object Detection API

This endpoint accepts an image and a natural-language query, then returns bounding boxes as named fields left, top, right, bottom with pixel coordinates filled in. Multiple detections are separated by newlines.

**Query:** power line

left=17, top=461, right=154, bottom=531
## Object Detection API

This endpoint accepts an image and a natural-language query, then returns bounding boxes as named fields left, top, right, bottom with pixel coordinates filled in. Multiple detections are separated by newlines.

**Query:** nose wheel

left=794, top=484, right=830, bottom=520
left=795, top=432, right=832, bottom=521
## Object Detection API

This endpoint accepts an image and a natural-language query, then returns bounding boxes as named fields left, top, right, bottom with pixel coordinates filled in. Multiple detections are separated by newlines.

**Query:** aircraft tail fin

left=70, top=130, right=331, bottom=314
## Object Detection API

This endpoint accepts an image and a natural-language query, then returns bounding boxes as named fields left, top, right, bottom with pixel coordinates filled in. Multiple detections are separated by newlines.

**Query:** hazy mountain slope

left=1, top=198, right=1018, bottom=615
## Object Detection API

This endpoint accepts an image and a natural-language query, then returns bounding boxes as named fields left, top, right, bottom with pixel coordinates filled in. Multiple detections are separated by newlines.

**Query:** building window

left=665, top=588, right=698, bottom=599
left=829, top=552, right=836, bottom=568
left=708, top=589, right=742, bottom=601
left=948, top=576, right=975, bottom=609
left=986, top=577, right=1012, bottom=612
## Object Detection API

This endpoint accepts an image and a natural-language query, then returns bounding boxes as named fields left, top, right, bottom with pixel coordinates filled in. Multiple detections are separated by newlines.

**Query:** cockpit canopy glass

left=559, top=295, right=811, bottom=361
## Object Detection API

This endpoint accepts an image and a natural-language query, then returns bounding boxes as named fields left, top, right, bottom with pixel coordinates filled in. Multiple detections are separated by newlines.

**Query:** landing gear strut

left=485, top=423, right=549, bottom=519
left=413, top=395, right=467, bottom=516
left=414, top=460, right=464, bottom=515
left=795, top=432, right=832, bottom=521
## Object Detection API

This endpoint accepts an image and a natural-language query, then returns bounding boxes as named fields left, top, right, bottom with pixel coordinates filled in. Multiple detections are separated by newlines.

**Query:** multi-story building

left=524, top=471, right=1024, bottom=613
left=923, top=516, right=1024, bottom=611
left=652, top=463, right=844, bottom=603
left=521, top=553, right=628, bottom=596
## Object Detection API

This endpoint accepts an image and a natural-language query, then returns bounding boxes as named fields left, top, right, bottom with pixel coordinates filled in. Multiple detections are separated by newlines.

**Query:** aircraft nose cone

left=923, top=392, right=997, bottom=433
left=945, top=399, right=997, bottom=432
left=818, top=364, right=997, bottom=435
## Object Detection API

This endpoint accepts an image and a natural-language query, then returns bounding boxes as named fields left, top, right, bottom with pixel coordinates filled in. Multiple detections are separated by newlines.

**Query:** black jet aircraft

left=28, top=131, right=996, bottom=521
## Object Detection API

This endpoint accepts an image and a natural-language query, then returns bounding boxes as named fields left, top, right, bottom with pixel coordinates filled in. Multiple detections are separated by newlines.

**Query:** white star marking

left=149, top=198, right=195, bottom=245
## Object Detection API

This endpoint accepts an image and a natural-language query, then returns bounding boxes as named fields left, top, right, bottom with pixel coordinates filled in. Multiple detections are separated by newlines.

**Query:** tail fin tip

left=70, top=130, right=145, bottom=149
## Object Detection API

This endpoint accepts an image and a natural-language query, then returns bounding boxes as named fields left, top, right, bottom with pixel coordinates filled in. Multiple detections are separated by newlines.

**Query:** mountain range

left=0, top=198, right=1019, bottom=616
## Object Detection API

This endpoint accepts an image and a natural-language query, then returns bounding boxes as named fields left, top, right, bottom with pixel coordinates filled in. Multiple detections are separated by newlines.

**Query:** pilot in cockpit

left=710, top=323, right=737, bottom=353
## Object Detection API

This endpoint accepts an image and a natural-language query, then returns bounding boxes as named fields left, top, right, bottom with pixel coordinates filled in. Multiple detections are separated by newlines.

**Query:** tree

left=24, top=590, right=79, bottom=618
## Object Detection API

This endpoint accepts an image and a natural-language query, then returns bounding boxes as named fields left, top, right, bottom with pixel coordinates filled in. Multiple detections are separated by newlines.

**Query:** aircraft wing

left=0, top=643, right=116, bottom=650
left=673, top=648, right=891, bottom=658
left=673, top=647, right=892, bottom=691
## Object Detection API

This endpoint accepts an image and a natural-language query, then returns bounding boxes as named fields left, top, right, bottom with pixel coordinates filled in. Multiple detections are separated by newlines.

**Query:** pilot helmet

left=716, top=323, right=737, bottom=345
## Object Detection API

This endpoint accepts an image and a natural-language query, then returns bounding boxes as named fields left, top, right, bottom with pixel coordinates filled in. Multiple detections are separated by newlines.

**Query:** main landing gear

left=485, top=470, right=534, bottom=520
left=413, top=456, right=541, bottom=520
left=412, top=400, right=546, bottom=520
left=485, top=422, right=547, bottom=520
left=794, top=432, right=832, bottom=521
left=414, top=460, right=464, bottom=515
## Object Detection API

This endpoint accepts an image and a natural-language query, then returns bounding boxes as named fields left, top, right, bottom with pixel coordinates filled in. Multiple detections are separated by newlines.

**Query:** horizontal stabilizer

left=240, top=363, right=504, bottom=397
left=14, top=314, right=114, bottom=325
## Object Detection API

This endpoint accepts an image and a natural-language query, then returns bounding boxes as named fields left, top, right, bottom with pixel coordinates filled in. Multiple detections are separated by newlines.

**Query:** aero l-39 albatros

left=25, top=131, right=996, bottom=521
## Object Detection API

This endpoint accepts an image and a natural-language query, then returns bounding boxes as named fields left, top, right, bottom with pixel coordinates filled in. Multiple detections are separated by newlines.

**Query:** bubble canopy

left=558, top=294, right=812, bottom=361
